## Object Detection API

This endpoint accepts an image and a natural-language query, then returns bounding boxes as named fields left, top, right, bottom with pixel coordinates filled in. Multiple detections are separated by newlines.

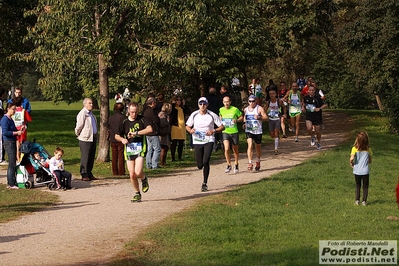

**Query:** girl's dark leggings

left=355, top=174, right=369, bottom=202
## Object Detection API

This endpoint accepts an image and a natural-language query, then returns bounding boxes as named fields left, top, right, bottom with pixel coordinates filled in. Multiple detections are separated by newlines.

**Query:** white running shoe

left=233, top=164, right=239, bottom=174
left=311, top=137, right=316, bottom=146
left=225, top=165, right=232, bottom=173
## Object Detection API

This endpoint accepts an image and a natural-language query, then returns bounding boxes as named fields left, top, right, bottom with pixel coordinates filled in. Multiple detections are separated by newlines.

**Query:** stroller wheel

left=25, top=181, right=33, bottom=189
left=48, top=183, right=56, bottom=190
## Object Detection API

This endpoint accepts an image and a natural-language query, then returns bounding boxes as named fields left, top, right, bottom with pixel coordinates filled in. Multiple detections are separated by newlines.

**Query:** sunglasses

left=198, top=101, right=207, bottom=105
left=248, top=100, right=255, bottom=103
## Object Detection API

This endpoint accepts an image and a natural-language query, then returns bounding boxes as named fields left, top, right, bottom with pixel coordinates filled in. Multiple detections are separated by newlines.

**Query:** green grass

left=109, top=110, right=399, bottom=266
left=0, top=185, right=58, bottom=222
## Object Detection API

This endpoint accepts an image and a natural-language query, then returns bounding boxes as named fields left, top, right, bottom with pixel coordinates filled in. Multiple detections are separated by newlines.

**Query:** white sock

left=274, top=138, right=279, bottom=150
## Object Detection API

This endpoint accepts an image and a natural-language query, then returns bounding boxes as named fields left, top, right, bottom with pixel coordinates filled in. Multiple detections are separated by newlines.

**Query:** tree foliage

left=336, top=0, right=399, bottom=130
left=0, top=0, right=37, bottom=90
left=1, top=0, right=398, bottom=145
left=20, top=0, right=274, bottom=161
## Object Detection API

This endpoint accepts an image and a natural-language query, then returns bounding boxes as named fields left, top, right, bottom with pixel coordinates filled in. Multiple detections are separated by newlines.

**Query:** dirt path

left=0, top=112, right=351, bottom=266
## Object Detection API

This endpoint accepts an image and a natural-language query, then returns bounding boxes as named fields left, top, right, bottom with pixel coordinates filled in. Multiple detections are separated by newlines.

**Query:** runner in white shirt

left=186, top=97, right=224, bottom=192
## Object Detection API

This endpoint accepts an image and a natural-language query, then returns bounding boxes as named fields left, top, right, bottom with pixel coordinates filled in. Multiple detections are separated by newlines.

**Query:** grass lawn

left=109, top=109, right=399, bottom=266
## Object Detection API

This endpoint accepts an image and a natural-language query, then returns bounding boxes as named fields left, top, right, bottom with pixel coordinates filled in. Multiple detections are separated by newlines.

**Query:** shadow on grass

left=0, top=202, right=55, bottom=213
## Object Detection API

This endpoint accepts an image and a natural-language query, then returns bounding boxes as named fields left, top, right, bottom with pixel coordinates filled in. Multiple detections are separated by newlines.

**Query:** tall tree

left=336, top=0, right=399, bottom=130
left=22, top=0, right=273, bottom=161
left=0, top=0, right=37, bottom=89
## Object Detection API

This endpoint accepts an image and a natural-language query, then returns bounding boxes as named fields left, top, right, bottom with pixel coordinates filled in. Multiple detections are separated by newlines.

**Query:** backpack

left=158, top=115, right=171, bottom=136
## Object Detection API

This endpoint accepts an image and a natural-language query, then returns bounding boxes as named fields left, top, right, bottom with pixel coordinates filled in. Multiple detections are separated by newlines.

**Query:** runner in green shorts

left=283, top=82, right=302, bottom=142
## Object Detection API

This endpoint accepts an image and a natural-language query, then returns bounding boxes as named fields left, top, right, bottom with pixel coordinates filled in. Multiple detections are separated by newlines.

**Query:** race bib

left=246, top=120, right=259, bottom=131
left=222, top=118, right=234, bottom=128
left=306, top=103, right=316, bottom=112
left=126, top=142, right=142, bottom=156
left=193, top=131, right=211, bottom=143
left=268, top=110, right=279, bottom=119
left=289, top=105, right=301, bottom=114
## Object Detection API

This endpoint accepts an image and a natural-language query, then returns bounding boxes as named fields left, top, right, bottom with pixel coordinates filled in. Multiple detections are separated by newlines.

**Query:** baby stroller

left=18, top=140, right=57, bottom=190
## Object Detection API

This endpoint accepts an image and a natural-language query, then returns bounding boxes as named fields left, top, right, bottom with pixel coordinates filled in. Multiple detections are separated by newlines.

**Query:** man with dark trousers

left=108, top=102, right=126, bottom=176
left=75, top=98, right=98, bottom=181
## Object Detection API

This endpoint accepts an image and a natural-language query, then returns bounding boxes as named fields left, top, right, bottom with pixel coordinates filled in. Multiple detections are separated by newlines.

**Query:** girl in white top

left=186, top=97, right=224, bottom=192
left=49, top=147, right=73, bottom=189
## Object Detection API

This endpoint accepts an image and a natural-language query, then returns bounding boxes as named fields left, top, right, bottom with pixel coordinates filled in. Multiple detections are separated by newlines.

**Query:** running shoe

left=274, top=149, right=279, bottom=155
left=255, top=160, right=260, bottom=171
left=311, top=137, right=316, bottom=146
left=225, top=165, right=232, bottom=173
left=7, top=185, right=19, bottom=190
left=354, top=200, right=359, bottom=206
left=201, top=183, right=208, bottom=192
left=233, top=164, right=239, bottom=174
left=288, top=126, right=293, bottom=132
left=316, top=143, right=321, bottom=150
left=131, top=193, right=142, bottom=203
left=294, top=136, right=299, bottom=142
left=247, top=163, right=253, bottom=171
left=282, top=134, right=287, bottom=138
left=142, top=175, right=149, bottom=193
left=362, top=201, right=367, bottom=206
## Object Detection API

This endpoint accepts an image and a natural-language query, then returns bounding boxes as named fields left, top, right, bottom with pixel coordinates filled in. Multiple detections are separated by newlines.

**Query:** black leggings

left=194, top=142, right=213, bottom=184
left=171, top=139, right=184, bottom=160
left=355, top=174, right=369, bottom=202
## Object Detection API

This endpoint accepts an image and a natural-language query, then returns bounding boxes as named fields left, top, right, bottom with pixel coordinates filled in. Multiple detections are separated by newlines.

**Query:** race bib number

left=193, top=131, right=211, bottom=143
left=246, top=120, right=259, bottom=131
left=306, top=103, right=316, bottom=112
left=268, top=110, right=279, bottom=119
left=289, top=105, right=301, bottom=114
left=126, top=142, right=142, bottom=156
left=222, top=118, right=234, bottom=128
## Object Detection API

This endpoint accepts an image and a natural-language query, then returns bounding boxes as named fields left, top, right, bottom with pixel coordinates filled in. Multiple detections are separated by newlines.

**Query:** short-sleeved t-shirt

left=118, top=115, right=151, bottom=157
left=351, top=147, right=373, bottom=175
left=219, top=106, right=242, bottom=134
left=303, top=95, right=324, bottom=120
left=186, top=110, right=223, bottom=145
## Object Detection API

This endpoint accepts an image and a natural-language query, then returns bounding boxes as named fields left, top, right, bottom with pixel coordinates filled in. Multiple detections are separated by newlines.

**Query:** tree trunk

left=94, top=7, right=110, bottom=162
left=374, top=92, right=383, bottom=111
left=97, top=53, right=110, bottom=162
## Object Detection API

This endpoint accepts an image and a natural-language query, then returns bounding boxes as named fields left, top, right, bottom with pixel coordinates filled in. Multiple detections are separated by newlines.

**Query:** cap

left=248, top=95, right=256, bottom=101
left=198, top=97, right=208, bottom=104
